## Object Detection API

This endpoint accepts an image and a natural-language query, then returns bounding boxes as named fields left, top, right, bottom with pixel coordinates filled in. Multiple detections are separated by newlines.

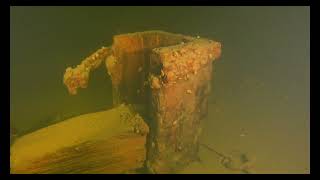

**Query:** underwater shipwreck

left=10, top=31, right=225, bottom=174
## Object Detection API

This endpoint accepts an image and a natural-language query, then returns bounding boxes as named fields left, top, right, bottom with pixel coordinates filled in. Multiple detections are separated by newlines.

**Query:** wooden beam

left=10, top=104, right=149, bottom=174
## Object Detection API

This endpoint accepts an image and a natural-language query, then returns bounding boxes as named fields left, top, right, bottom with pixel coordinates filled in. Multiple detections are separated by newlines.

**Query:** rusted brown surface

left=147, top=37, right=221, bottom=173
left=63, top=46, right=112, bottom=95
left=105, top=31, right=221, bottom=173
left=106, top=31, right=194, bottom=110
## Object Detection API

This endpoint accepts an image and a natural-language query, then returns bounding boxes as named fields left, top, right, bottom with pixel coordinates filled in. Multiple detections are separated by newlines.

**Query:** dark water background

left=10, top=6, right=309, bottom=173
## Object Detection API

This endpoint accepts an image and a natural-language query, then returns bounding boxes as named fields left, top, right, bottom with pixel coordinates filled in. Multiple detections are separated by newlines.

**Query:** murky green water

left=10, top=6, right=309, bottom=174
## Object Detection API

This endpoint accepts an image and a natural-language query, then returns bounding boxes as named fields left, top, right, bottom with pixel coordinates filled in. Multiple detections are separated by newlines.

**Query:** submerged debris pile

left=64, top=31, right=222, bottom=173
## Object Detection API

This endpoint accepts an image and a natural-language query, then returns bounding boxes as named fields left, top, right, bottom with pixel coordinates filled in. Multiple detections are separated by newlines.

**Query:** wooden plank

left=10, top=104, right=149, bottom=174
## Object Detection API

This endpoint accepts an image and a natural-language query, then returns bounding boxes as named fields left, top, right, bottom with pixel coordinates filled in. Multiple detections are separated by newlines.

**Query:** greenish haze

left=10, top=6, right=309, bottom=174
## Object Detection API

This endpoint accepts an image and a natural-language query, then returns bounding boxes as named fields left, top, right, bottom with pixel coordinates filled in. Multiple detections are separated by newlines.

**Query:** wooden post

left=147, top=38, right=221, bottom=173
left=106, top=31, right=222, bottom=173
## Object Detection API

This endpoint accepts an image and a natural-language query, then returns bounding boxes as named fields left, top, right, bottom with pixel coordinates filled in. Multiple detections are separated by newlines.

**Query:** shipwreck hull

left=13, top=31, right=222, bottom=174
